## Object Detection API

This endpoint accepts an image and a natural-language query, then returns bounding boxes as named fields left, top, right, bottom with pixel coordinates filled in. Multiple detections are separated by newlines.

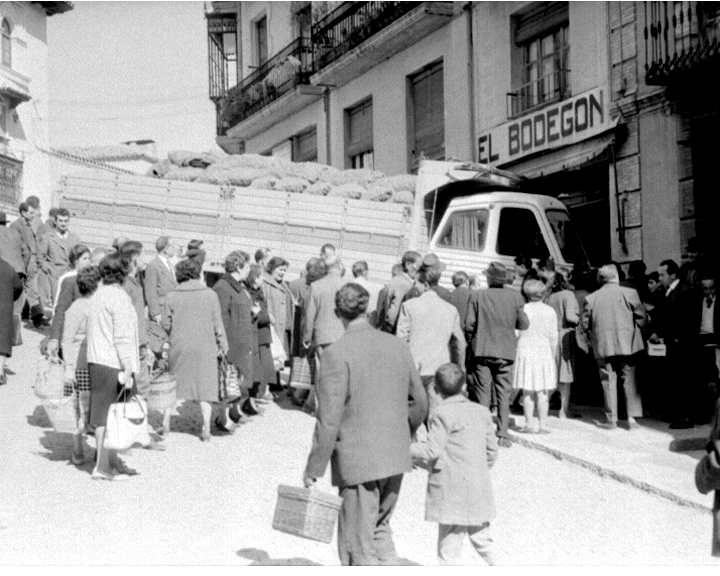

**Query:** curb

left=509, top=433, right=713, bottom=514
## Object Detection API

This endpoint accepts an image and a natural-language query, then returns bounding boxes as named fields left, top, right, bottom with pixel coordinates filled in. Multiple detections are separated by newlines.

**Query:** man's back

left=448, top=286, right=473, bottom=330
left=306, top=321, right=426, bottom=487
left=466, top=287, right=528, bottom=360
left=304, top=269, right=346, bottom=346
left=0, top=226, right=25, bottom=275
left=584, top=283, right=645, bottom=358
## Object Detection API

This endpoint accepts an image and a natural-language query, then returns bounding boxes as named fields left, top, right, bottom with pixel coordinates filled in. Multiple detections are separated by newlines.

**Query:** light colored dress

left=513, top=301, right=559, bottom=391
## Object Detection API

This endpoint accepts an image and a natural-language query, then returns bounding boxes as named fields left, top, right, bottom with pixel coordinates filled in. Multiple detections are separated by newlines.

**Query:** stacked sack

left=146, top=151, right=416, bottom=205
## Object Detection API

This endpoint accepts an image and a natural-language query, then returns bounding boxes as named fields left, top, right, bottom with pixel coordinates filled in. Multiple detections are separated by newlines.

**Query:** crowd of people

left=1, top=199, right=719, bottom=563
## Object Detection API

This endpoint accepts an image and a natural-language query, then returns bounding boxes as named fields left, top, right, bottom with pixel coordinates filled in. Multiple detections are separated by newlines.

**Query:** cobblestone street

left=1, top=328, right=718, bottom=565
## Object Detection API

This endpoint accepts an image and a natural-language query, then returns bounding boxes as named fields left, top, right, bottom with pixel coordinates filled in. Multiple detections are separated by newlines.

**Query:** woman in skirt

left=245, top=264, right=274, bottom=401
left=61, top=265, right=101, bottom=465
left=513, top=280, right=559, bottom=434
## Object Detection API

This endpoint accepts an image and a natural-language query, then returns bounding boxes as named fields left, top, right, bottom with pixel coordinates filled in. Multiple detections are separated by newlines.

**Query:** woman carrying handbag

left=86, top=252, right=140, bottom=481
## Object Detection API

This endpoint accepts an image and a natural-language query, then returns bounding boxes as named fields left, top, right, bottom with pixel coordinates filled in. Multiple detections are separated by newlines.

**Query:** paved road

left=1, top=327, right=717, bottom=565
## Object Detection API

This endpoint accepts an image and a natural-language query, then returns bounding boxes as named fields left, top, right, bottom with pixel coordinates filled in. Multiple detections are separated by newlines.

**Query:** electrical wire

left=46, top=93, right=209, bottom=106
left=35, top=108, right=213, bottom=122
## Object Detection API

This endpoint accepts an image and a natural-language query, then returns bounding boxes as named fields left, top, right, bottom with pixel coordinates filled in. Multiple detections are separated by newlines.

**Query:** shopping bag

left=34, top=357, right=65, bottom=400
left=289, top=356, right=312, bottom=390
left=270, top=326, right=287, bottom=371
left=104, top=392, right=152, bottom=450
left=147, top=370, right=177, bottom=411
left=218, top=354, right=242, bottom=403
left=43, top=395, right=79, bottom=433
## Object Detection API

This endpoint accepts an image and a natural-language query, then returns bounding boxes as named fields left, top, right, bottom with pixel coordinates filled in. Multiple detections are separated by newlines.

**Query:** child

left=411, top=363, right=498, bottom=565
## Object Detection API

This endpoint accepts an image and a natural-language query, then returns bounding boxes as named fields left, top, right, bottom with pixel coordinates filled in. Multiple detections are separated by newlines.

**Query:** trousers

left=437, top=522, right=496, bottom=565
left=467, top=357, right=513, bottom=438
left=338, top=474, right=403, bottom=566
left=596, top=354, right=642, bottom=423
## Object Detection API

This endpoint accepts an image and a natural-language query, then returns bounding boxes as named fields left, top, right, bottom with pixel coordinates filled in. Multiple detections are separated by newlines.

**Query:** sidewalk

left=507, top=406, right=713, bottom=512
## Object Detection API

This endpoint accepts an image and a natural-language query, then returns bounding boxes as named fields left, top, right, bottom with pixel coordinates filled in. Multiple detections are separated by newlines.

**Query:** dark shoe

left=597, top=421, right=618, bottom=430
left=214, top=417, right=235, bottom=434
left=669, top=419, right=694, bottom=430
left=241, top=398, right=259, bottom=416
left=498, top=438, right=512, bottom=448
left=510, top=404, right=524, bottom=415
left=156, top=425, right=169, bottom=437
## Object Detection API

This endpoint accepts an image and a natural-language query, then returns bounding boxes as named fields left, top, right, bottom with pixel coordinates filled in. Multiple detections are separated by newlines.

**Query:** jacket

left=213, top=273, right=256, bottom=386
left=49, top=275, right=82, bottom=342
left=0, top=225, right=25, bottom=275
left=144, top=255, right=178, bottom=319
left=262, top=273, right=294, bottom=354
left=396, top=290, right=466, bottom=376
left=448, top=286, right=473, bottom=332
left=381, top=272, right=414, bottom=333
left=9, top=217, right=40, bottom=274
left=62, top=297, right=90, bottom=376
left=583, top=282, right=646, bottom=359
left=38, top=229, right=81, bottom=279
left=411, top=395, right=497, bottom=525
left=304, top=319, right=428, bottom=487
left=465, top=286, right=529, bottom=360
left=123, top=274, right=148, bottom=347
left=303, top=268, right=347, bottom=347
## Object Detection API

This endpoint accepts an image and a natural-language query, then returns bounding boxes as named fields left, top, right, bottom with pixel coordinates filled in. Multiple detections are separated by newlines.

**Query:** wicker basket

left=272, top=484, right=343, bottom=543
left=146, top=372, right=177, bottom=411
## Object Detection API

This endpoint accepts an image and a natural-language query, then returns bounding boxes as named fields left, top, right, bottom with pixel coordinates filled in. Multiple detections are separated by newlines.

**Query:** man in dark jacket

left=448, top=270, right=473, bottom=332
left=304, top=283, right=427, bottom=565
left=10, top=202, right=45, bottom=326
left=465, top=262, right=529, bottom=447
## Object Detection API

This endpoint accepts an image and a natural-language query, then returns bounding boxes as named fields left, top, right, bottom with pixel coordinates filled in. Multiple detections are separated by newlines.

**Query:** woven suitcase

left=289, top=357, right=312, bottom=390
left=272, top=484, right=343, bottom=543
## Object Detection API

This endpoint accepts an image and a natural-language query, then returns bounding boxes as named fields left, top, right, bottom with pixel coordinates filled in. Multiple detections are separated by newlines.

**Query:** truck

left=56, top=158, right=589, bottom=287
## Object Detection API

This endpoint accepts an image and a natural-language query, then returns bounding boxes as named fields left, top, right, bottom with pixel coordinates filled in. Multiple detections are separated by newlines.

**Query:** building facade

left=206, top=1, right=473, bottom=176
left=0, top=1, right=72, bottom=218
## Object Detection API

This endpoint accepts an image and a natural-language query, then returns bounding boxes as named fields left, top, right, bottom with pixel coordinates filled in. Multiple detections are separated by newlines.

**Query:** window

left=546, top=209, right=586, bottom=263
left=496, top=207, right=549, bottom=258
left=409, top=61, right=444, bottom=172
left=1, top=19, right=11, bottom=68
left=511, top=2, right=569, bottom=116
left=255, top=16, right=268, bottom=67
left=292, top=127, right=317, bottom=163
left=294, top=5, right=311, bottom=40
left=345, top=99, right=373, bottom=169
left=436, top=210, right=489, bottom=252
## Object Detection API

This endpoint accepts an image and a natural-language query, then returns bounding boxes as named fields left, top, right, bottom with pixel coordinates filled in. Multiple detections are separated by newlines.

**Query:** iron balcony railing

left=507, top=68, right=571, bottom=118
left=311, top=1, right=422, bottom=72
left=220, top=37, right=313, bottom=132
left=645, top=1, right=720, bottom=84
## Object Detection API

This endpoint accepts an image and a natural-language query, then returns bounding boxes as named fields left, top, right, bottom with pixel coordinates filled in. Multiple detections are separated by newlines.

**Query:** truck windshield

left=546, top=209, right=586, bottom=264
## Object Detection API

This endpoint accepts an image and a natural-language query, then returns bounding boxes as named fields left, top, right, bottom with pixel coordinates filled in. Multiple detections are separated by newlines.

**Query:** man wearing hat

left=465, top=262, right=529, bottom=447
left=401, top=253, right=451, bottom=304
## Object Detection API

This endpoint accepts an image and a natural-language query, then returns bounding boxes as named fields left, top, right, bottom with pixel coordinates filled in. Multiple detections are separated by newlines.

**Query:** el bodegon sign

left=478, top=86, right=611, bottom=165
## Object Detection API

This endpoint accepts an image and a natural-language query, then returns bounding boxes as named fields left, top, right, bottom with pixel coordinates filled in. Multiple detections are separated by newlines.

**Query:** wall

left=0, top=3, right=52, bottom=216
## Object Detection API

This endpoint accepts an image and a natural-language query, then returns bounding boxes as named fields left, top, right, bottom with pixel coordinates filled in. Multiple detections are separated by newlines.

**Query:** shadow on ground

left=237, top=547, right=322, bottom=565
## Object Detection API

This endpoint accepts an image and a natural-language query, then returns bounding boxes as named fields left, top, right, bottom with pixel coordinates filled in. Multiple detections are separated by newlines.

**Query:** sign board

left=478, top=86, right=612, bottom=166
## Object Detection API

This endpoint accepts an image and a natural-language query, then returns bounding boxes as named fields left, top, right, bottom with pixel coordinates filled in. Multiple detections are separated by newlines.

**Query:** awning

left=0, top=84, right=31, bottom=107
left=502, top=117, right=621, bottom=180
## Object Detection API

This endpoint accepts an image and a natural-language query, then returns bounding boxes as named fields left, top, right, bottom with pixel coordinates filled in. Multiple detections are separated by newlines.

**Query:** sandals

left=91, top=469, right=129, bottom=481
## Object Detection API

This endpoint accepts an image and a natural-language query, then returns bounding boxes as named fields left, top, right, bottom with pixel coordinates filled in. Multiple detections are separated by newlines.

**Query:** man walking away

left=583, top=264, right=646, bottom=430
left=465, top=262, right=529, bottom=448
left=304, top=283, right=428, bottom=565
left=380, top=250, right=422, bottom=334
left=350, top=260, right=382, bottom=327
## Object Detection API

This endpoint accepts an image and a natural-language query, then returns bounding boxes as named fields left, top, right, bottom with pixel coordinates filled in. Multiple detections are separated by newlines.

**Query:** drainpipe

left=324, top=88, right=332, bottom=166
left=466, top=2, right=477, bottom=162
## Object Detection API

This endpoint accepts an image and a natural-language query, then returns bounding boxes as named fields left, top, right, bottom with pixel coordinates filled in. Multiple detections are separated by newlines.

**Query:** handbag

left=218, top=354, right=243, bottom=403
left=43, top=395, right=79, bottom=434
left=646, top=342, right=667, bottom=357
left=270, top=325, right=287, bottom=371
left=104, top=390, right=152, bottom=451
left=289, top=356, right=312, bottom=390
left=34, top=357, right=65, bottom=400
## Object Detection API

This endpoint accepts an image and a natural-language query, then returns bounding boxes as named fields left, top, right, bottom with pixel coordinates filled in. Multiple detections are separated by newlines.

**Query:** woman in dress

left=163, top=259, right=228, bottom=442
left=86, top=252, right=139, bottom=480
left=513, top=280, right=559, bottom=434
left=262, top=256, right=294, bottom=361
left=61, top=265, right=101, bottom=465
left=546, top=269, right=580, bottom=418
left=245, top=264, right=273, bottom=401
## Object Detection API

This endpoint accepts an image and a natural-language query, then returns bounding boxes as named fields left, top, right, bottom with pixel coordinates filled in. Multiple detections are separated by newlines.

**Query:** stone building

left=0, top=1, right=72, bottom=217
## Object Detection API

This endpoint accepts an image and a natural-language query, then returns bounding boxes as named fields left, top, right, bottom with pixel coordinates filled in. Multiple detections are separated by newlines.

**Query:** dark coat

left=448, top=286, right=473, bottom=332
left=465, top=286, right=529, bottom=361
left=248, top=283, right=274, bottom=386
left=214, top=273, right=256, bottom=387
left=304, top=319, right=428, bottom=487
left=0, top=259, right=23, bottom=356
left=0, top=225, right=25, bottom=275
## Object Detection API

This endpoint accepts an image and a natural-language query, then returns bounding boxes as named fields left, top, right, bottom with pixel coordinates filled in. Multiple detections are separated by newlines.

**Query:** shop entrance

left=525, top=162, right=611, bottom=267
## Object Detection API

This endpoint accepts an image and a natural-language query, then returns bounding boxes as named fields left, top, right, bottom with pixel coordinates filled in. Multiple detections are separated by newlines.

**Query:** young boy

left=411, top=362, right=498, bottom=565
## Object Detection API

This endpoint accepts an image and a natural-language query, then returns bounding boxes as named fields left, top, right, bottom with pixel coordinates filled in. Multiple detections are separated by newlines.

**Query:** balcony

left=311, top=1, right=454, bottom=88
left=507, top=68, right=571, bottom=118
left=0, top=64, right=31, bottom=107
left=222, top=37, right=323, bottom=140
left=645, top=1, right=720, bottom=85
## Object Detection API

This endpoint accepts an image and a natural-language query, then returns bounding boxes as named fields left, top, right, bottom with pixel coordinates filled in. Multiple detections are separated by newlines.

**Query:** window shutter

left=347, top=99, right=373, bottom=158
left=293, top=127, right=317, bottom=162
left=515, top=1, right=569, bottom=44
left=411, top=63, right=445, bottom=168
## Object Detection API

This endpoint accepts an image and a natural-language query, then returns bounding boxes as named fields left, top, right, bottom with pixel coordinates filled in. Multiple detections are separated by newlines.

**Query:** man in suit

left=379, top=250, right=421, bottom=334
left=448, top=270, right=473, bottom=332
left=38, top=208, right=81, bottom=307
left=303, top=283, right=427, bottom=565
left=375, top=263, right=402, bottom=332
left=144, top=236, right=178, bottom=356
left=10, top=201, right=46, bottom=326
left=397, top=256, right=465, bottom=419
left=465, top=262, right=529, bottom=447
left=350, top=260, right=383, bottom=327
left=583, top=264, right=646, bottom=430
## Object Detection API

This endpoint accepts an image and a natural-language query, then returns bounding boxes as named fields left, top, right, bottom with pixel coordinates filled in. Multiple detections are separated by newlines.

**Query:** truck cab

left=411, top=160, right=589, bottom=288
